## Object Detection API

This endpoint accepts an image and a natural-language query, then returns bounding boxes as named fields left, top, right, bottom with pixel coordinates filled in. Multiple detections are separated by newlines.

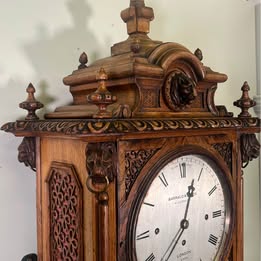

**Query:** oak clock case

left=125, top=145, right=234, bottom=261
left=1, top=1, right=260, bottom=261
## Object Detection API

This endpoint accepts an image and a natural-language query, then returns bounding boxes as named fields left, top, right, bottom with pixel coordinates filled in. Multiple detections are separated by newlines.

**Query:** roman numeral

left=208, top=185, right=217, bottom=196
left=179, top=163, right=186, bottom=178
left=212, top=210, right=222, bottom=218
left=143, top=202, right=155, bottom=207
left=208, top=234, right=218, bottom=246
left=159, top=173, right=168, bottom=187
left=145, top=253, right=155, bottom=261
left=198, top=168, right=203, bottom=181
left=136, top=230, right=150, bottom=241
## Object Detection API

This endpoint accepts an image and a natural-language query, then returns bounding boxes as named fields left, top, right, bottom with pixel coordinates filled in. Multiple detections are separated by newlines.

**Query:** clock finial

left=19, top=83, right=44, bottom=120
left=121, top=0, right=154, bottom=35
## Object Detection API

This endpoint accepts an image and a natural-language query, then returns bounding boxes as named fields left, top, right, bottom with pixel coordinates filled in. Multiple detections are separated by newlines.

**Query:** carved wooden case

left=1, top=1, right=260, bottom=261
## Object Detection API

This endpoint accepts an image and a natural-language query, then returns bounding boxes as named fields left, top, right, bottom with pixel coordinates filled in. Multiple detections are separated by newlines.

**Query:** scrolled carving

left=240, top=134, right=260, bottom=168
left=212, top=142, right=232, bottom=172
left=86, top=142, right=117, bottom=183
left=125, top=148, right=159, bottom=198
left=164, top=70, right=197, bottom=111
left=18, top=137, right=36, bottom=171
left=47, top=162, right=83, bottom=261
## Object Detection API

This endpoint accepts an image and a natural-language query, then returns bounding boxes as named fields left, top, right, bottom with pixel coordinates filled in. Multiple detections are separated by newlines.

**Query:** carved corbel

left=240, top=134, right=260, bottom=168
left=86, top=142, right=117, bottom=183
left=18, top=137, right=36, bottom=171
left=85, top=142, right=117, bottom=261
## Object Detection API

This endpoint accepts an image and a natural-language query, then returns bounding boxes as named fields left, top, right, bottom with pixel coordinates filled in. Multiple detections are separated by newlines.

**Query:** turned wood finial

left=19, top=83, right=44, bottom=120
left=121, top=0, right=154, bottom=35
left=87, top=68, right=117, bottom=118
left=78, top=52, right=88, bottom=69
left=233, top=81, right=256, bottom=117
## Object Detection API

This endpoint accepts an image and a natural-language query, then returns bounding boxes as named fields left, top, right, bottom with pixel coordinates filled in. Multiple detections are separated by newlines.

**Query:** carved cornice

left=1, top=118, right=260, bottom=136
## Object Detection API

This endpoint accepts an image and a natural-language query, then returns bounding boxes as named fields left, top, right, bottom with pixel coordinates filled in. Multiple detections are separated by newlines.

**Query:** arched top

left=147, top=42, right=205, bottom=81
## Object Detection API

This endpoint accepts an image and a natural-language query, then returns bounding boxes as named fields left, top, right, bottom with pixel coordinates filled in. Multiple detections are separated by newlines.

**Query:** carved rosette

left=125, top=148, right=159, bottom=198
left=212, top=143, right=233, bottom=172
left=86, top=142, right=117, bottom=183
left=240, top=134, right=260, bottom=168
left=164, top=70, right=197, bottom=111
left=47, top=162, right=83, bottom=261
left=18, top=137, right=36, bottom=171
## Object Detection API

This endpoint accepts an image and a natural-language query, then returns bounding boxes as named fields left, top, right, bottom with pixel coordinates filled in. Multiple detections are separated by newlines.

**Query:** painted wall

left=0, top=0, right=259, bottom=260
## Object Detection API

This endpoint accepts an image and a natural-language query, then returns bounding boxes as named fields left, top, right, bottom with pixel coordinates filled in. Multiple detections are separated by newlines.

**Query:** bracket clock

left=1, top=1, right=260, bottom=261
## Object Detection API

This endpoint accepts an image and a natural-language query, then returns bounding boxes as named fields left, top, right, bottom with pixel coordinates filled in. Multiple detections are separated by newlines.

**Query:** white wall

left=0, top=0, right=259, bottom=260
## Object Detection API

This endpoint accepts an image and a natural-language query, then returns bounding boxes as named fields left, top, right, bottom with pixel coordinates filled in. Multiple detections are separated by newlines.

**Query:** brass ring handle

left=86, top=175, right=109, bottom=194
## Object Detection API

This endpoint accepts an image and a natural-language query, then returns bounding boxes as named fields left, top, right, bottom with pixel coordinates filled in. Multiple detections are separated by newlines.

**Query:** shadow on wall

left=0, top=0, right=102, bottom=259
left=0, top=0, right=102, bottom=121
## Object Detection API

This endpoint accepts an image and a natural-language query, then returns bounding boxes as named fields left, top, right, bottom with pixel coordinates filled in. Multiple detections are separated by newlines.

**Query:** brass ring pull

left=86, top=175, right=109, bottom=194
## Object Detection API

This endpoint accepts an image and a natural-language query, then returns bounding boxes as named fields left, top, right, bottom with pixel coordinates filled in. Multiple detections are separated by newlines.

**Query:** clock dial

left=134, top=154, right=232, bottom=261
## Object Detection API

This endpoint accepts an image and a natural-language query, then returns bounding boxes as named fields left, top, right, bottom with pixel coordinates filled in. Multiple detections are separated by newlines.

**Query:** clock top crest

left=44, top=0, right=228, bottom=120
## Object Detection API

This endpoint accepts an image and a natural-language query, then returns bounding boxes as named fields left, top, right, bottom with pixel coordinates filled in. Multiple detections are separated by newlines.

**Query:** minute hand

left=164, top=179, right=195, bottom=261
left=183, top=179, right=195, bottom=220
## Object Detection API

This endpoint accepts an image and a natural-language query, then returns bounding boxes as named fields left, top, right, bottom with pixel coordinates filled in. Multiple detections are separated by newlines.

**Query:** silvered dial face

left=135, top=154, right=231, bottom=261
